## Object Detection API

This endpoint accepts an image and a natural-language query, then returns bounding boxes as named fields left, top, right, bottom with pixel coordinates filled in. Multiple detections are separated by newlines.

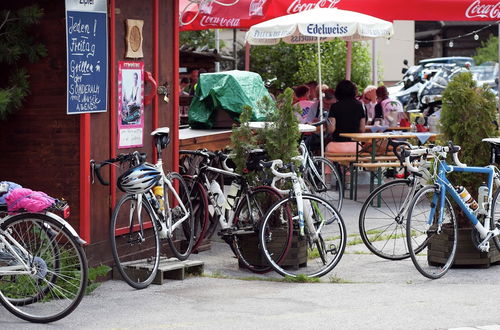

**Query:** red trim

left=79, top=114, right=91, bottom=243
left=109, top=0, right=117, bottom=209
left=115, top=222, right=153, bottom=236
left=172, top=0, right=180, bottom=173
left=153, top=0, right=160, bottom=165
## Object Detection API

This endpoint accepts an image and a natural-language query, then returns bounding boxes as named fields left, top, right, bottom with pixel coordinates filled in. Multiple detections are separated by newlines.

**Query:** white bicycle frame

left=130, top=158, right=190, bottom=239
left=268, top=158, right=320, bottom=240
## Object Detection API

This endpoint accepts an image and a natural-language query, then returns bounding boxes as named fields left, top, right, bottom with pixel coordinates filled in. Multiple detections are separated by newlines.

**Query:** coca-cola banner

left=179, top=0, right=500, bottom=31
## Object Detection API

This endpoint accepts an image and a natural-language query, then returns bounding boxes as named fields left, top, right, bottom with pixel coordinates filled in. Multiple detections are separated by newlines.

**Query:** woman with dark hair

left=326, top=80, right=366, bottom=142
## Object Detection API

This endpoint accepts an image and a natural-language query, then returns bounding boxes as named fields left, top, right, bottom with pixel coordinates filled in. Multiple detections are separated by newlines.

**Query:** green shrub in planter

left=230, top=88, right=300, bottom=175
left=440, top=71, right=497, bottom=224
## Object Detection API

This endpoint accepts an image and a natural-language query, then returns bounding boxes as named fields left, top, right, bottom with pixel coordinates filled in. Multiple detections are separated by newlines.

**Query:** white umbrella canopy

left=246, top=7, right=393, bottom=45
left=245, top=7, right=394, bottom=157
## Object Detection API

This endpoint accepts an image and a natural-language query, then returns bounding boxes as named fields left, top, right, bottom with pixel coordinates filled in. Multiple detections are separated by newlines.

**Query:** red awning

left=180, top=0, right=500, bottom=31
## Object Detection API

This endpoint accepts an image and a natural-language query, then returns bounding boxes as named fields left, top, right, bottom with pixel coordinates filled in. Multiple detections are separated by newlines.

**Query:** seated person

left=372, top=85, right=404, bottom=126
left=327, top=80, right=366, bottom=143
left=292, top=85, right=310, bottom=104
left=360, top=85, right=377, bottom=122
left=302, top=88, right=337, bottom=153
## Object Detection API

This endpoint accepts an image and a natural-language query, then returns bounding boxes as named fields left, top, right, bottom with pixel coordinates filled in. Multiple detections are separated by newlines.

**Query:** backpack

left=5, top=188, right=55, bottom=213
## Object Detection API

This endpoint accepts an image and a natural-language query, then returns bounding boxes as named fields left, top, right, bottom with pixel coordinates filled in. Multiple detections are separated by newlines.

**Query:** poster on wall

left=65, top=0, right=108, bottom=114
left=118, top=61, right=144, bottom=149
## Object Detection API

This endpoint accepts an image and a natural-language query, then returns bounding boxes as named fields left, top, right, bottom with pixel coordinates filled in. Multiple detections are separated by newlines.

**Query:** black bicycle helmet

left=117, top=163, right=161, bottom=193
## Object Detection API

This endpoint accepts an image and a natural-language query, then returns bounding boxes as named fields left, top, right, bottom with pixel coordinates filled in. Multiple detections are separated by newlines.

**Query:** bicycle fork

left=293, top=177, right=318, bottom=241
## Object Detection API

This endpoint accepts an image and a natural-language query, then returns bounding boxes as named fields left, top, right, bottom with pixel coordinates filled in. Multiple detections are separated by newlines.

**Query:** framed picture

left=118, top=61, right=144, bottom=149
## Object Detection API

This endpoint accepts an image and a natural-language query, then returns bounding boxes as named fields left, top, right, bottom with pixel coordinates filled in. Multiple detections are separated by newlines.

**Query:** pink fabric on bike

left=5, top=188, right=55, bottom=213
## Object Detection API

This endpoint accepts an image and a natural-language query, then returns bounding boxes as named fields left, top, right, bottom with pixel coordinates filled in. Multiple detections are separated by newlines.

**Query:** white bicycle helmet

left=117, top=163, right=161, bottom=193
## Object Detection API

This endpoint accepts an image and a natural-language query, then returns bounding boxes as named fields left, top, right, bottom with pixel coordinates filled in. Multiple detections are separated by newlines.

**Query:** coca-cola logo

left=465, top=0, right=500, bottom=18
left=200, top=15, right=241, bottom=28
left=287, top=0, right=342, bottom=14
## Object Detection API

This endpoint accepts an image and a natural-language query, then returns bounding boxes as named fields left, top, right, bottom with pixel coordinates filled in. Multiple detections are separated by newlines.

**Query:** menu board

left=65, top=0, right=108, bottom=114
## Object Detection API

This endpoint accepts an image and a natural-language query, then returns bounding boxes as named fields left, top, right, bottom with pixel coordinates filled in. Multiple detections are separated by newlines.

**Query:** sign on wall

left=65, top=0, right=108, bottom=114
left=118, top=61, right=144, bottom=149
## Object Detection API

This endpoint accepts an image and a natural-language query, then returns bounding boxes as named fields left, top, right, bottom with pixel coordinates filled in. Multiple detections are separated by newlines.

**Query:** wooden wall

left=0, top=1, right=177, bottom=267
left=0, top=1, right=81, bottom=232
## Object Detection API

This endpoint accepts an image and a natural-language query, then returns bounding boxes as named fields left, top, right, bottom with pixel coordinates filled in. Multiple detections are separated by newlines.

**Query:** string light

left=403, top=21, right=500, bottom=48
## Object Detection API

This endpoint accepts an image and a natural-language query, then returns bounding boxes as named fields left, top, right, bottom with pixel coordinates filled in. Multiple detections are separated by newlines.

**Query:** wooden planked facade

left=0, top=0, right=178, bottom=267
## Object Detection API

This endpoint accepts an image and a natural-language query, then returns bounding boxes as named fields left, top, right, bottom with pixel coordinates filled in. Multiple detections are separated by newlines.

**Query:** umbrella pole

left=346, top=41, right=352, bottom=80
left=317, top=37, right=324, bottom=159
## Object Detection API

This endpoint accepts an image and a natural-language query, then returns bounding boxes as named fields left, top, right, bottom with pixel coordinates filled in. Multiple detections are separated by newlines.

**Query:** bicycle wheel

left=490, top=188, right=500, bottom=251
left=307, top=157, right=343, bottom=212
left=231, top=186, right=288, bottom=273
left=406, top=185, right=457, bottom=279
left=359, top=179, right=417, bottom=260
left=110, top=194, right=160, bottom=289
left=182, top=176, right=209, bottom=252
left=260, top=194, right=346, bottom=278
left=166, top=172, right=195, bottom=261
left=0, top=213, right=87, bottom=323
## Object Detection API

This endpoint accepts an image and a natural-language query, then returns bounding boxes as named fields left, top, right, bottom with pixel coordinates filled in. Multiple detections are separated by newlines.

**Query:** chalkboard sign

left=66, top=0, right=108, bottom=114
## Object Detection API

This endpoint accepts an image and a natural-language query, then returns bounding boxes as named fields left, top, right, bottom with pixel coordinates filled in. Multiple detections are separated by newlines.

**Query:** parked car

left=418, top=56, right=475, bottom=67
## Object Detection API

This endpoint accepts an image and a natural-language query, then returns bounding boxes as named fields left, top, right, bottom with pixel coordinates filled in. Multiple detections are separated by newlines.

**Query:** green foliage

left=0, top=5, right=46, bottom=119
left=250, top=40, right=376, bottom=93
left=86, top=265, right=112, bottom=295
left=258, top=88, right=300, bottom=163
left=180, top=30, right=225, bottom=49
left=473, top=36, right=498, bottom=65
left=230, top=105, right=257, bottom=174
left=440, top=72, right=497, bottom=194
left=230, top=90, right=299, bottom=175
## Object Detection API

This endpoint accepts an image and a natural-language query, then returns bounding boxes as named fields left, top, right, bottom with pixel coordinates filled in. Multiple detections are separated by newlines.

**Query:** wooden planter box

left=237, top=229, right=308, bottom=269
left=428, top=226, right=500, bottom=268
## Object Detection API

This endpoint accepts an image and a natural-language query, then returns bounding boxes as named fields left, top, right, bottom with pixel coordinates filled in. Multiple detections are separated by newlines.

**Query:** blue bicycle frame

left=431, top=159, right=500, bottom=242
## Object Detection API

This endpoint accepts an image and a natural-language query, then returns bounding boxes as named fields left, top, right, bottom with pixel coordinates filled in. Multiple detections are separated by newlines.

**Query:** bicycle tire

left=231, top=186, right=288, bottom=273
left=260, top=194, right=346, bottom=278
left=359, top=179, right=416, bottom=260
left=406, top=185, right=457, bottom=279
left=182, top=175, right=209, bottom=252
left=490, top=188, right=500, bottom=251
left=110, top=194, right=160, bottom=289
left=307, top=157, right=343, bottom=212
left=166, top=172, right=195, bottom=261
left=0, top=213, right=88, bottom=323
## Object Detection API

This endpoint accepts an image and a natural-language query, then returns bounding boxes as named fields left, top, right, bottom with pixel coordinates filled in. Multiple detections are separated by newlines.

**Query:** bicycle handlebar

left=402, top=141, right=465, bottom=173
left=91, top=152, right=146, bottom=186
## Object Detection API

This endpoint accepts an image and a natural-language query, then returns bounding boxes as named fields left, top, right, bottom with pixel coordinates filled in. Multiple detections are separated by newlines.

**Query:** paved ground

left=2, top=183, right=500, bottom=329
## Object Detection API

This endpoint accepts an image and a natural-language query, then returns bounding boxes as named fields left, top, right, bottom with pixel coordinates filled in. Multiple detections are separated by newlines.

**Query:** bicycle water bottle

left=456, top=186, right=478, bottom=211
left=209, top=180, right=226, bottom=208
left=477, top=183, right=489, bottom=214
left=152, top=184, right=165, bottom=211
left=224, top=182, right=241, bottom=210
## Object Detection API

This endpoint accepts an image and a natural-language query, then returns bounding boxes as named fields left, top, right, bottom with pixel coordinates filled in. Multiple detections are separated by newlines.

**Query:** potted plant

left=437, top=71, right=499, bottom=266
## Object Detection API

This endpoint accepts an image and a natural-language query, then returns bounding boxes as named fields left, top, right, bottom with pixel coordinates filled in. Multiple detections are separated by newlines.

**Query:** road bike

left=358, top=139, right=433, bottom=260
left=298, top=137, right=344, bottom=212
left=0, top=201, right=88, bottom=323
left=404, top=141, right=500, bottom=278
left=180, top=148, right=288, bottom=273
left=259, top=158, right=346, bottom=278
left=92, top=127, right=194, bottom=289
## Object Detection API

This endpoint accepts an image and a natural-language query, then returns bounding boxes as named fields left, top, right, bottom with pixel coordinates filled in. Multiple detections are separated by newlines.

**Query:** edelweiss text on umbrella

left=306, top=23, right=348, bottom=35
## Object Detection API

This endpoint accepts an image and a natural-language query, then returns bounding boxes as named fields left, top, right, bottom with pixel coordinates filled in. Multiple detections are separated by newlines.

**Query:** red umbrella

left=179, top=0, right=499, bottom=31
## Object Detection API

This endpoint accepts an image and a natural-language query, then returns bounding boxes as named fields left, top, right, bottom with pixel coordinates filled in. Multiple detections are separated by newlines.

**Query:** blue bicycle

left=404, top=141, right=500, bottom=279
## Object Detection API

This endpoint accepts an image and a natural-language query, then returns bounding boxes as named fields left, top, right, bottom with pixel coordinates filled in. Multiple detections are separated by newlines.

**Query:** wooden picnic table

left=339, top=132, right=439, bottom=200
